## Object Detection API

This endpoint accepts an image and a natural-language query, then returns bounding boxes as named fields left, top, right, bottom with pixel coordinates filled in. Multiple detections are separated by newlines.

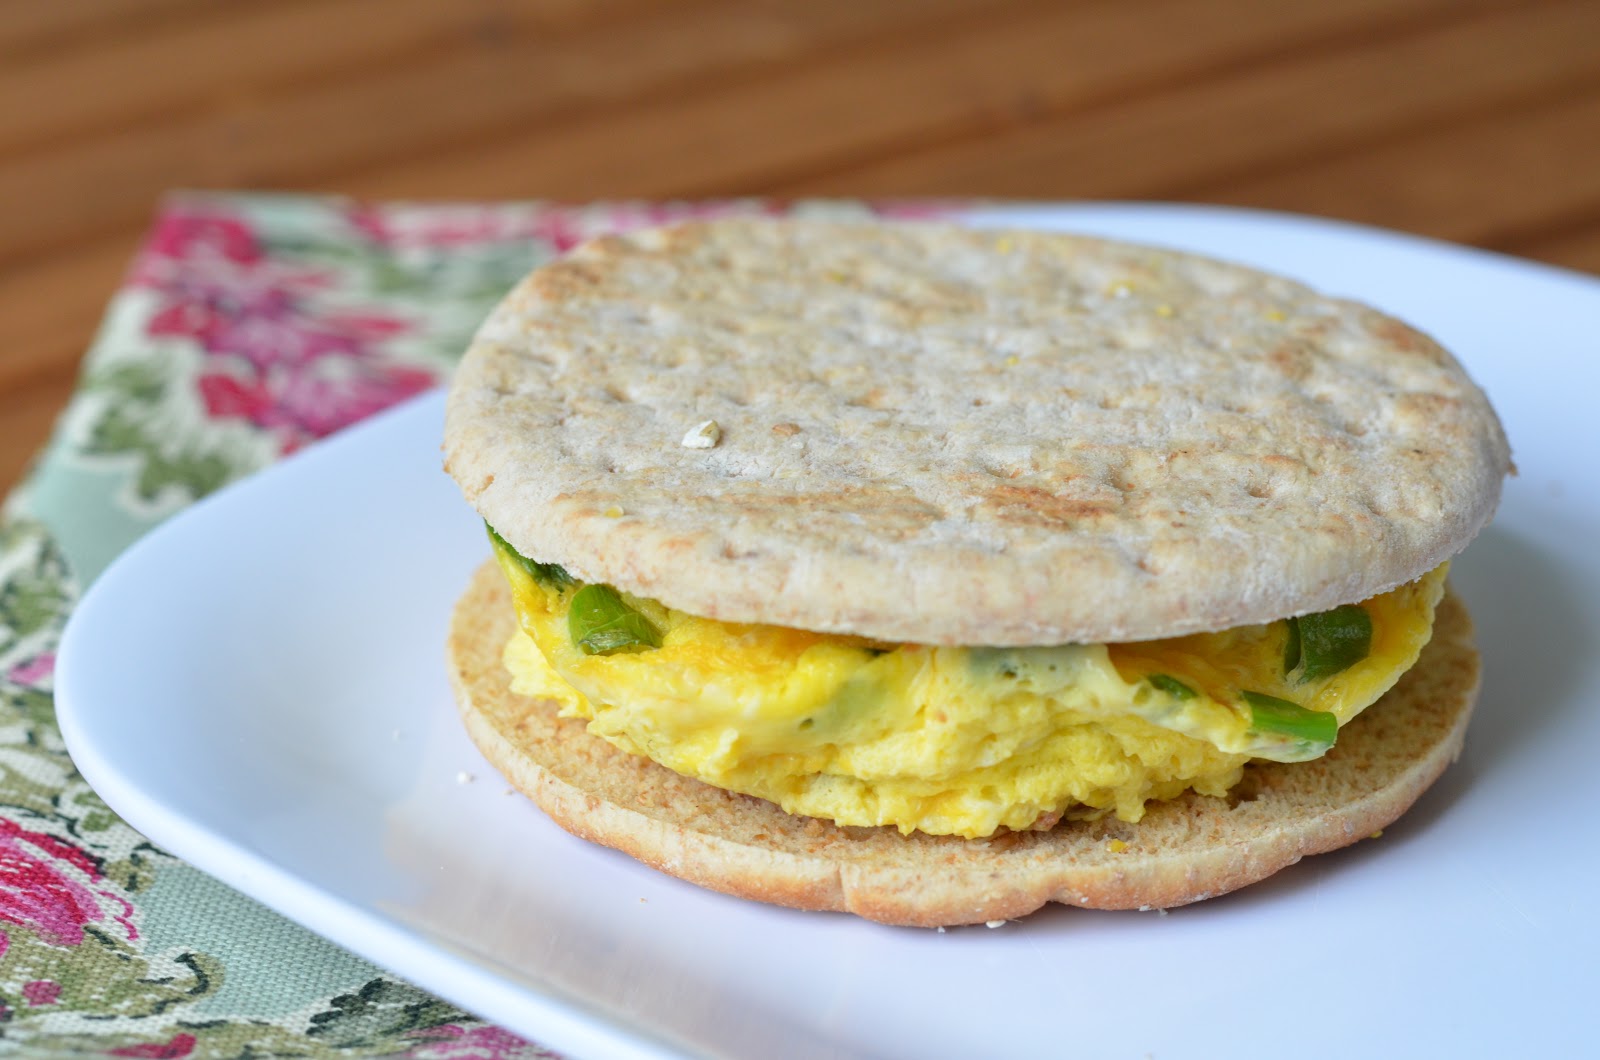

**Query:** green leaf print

left=306, top=977, right=466, bottom=1048
left=3, top=681, right=57, bottom=737
left=0, top=931, right=222, bottom=1021
left=85, top=360, right=168, bottom=404
left=83, top=402, right=149, bottom=457
left=82, top=403, right=240, bottom=505
left=0, top=570, right=69, bottom=650
left=135, top=447, right=233, bottom=503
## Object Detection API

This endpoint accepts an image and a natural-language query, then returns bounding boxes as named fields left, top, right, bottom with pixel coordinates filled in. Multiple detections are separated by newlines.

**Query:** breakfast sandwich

left=443, top=219, right=1510, bottom=926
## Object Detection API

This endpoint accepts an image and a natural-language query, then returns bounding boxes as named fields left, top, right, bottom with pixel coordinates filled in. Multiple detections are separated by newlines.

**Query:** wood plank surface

left=1, top=0, right=1597, bottom=494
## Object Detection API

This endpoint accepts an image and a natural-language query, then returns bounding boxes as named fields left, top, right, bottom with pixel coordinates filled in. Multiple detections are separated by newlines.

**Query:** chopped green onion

left=1282, top=617, right=1302, bottom=674
left=1293, top=605, right=1372, bottom=683
left=568, top=584, right=662, bottom=655
left=1147, top=673, right=1197, bottom=700
left=486, top=522, right=576, bottom=591
left=1243, top=691, right=1337, bottom=749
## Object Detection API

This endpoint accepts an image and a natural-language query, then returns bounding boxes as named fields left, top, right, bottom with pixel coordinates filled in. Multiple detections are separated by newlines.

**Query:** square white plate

left=58, top=204, right=1600, bottom=1059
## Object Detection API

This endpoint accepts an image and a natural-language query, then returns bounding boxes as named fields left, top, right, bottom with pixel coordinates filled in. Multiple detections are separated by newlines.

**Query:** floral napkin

left=0, top=193, right=956, bottom=1057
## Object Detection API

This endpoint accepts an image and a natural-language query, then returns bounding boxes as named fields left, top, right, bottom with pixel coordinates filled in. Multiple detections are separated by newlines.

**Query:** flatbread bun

left=445, top=220, right=1510, bottom=646
left=447, top=562, right=1481, bottom=928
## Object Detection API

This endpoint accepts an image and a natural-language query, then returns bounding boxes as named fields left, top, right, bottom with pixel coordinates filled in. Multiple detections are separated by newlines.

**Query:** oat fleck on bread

left=444, top=220, right=1510, bottom=645
left=448, top=563, right=1481, bottom=927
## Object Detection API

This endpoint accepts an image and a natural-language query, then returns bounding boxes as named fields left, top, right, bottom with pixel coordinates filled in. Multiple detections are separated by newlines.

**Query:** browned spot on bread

left=1267, top=341, right=1314, bottom=383
left=664, top=485, right=944, bottom=540
left=771, top=422, right=801, bottom=437
left=1373, top=317, right=1447, bottom=364
left=978, top=483, right=1119, bottom=530
left=1393, top=390, right=1465, bottom=432
left=532, top=258, right=609, bottom=300
left=548, top=491, right=625, bottom=519
left=455, top=469, right=495, bottom=500
left=847, top=388, right=894, bottom=410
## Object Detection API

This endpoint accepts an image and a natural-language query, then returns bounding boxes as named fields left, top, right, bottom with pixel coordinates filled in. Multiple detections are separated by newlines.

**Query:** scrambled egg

left=492, top=539, right=1446, bottom=838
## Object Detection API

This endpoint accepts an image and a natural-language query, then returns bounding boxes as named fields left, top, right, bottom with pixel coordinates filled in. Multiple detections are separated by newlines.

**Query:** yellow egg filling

left=491, top=538, right=1446, bottom=839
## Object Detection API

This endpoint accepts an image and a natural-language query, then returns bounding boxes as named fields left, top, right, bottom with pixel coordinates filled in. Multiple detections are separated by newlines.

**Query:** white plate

left=58, top=204, right=1600, bottom=1060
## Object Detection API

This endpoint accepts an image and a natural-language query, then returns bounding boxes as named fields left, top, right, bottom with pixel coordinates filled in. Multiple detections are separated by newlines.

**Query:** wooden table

left=3, top=0, right=1597, bottom=493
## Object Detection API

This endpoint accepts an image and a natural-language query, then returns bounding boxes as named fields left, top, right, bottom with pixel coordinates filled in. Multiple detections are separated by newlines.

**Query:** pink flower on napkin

left=106, top=1032, right=197, bottom=1058
left=196, top=373, right=273, bottom=421
left=198, top=358, right=433, bottom=446
left=268, top=359, right=436, bottom=439
left=149, top=294, right=360, bottom=369
left=0, top=818, right=135, bottom=949
left=146, top=214, right=262, bottom=266
left=133, top=202, right=432, bottom=451
left=22, top=979, right=61, bottom=1006
left=6, top=653, right=54, bottom=687
left=402, top=1023, right=554, bottom=1059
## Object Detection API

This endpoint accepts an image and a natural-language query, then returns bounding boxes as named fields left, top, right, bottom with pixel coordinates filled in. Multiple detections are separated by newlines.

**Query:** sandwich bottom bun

left=447, top=562, right=1481, bottom=927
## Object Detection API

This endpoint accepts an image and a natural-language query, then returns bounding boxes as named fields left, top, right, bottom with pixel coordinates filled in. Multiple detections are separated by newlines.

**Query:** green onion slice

left=1147, top=673, right=1197, bottom=700
left=1242, top=691, right=1337, bottom=750
left=486, top=523, right=576, bottom=592
left=1293, top=605, right=1372, bottom=683
left=1282, top=617, right=1302, bottom=674
left=568, top=584, right=663, bottom=656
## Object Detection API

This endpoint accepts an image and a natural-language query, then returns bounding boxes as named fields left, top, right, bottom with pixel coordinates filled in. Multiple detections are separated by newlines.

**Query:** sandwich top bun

left=444, top=220, right=1510, bottom=646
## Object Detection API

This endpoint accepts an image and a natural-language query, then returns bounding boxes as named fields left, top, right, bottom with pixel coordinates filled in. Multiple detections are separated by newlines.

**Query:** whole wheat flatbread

left=447, top=562, right=1480, bottom=927
left=445, top=220, right=1510, bottom=645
